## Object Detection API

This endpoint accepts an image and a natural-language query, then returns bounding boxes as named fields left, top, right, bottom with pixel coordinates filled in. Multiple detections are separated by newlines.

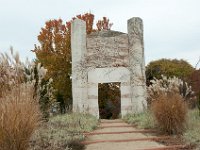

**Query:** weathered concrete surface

left=71, top=19, right=87, bottom=112
left=88, top=67, right=130, bottom=83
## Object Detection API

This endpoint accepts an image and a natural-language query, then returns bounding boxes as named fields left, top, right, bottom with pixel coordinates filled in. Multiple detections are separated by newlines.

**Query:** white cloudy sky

left=0, top=0, right=200, bottom=67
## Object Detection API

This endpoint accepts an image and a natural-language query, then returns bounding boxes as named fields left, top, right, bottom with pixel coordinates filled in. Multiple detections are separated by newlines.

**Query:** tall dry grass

left=0, top=50, right=24, bottom=97
left=148, top=75, right=189, bottom=135
left=151, top=93, right=187, bottom=135
left=0, top=84, right=42, bottom=150
left=0, top=49, right=42, bottom=150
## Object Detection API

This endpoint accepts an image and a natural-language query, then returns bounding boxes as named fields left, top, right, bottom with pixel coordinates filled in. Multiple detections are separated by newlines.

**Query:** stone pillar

left=121, top=82, right=132, bottom=117
left=71, top=19, right=88, bottom=112
left=87, top=83, right=99, bottom=118
left=128, top=17, right=147, bottom=113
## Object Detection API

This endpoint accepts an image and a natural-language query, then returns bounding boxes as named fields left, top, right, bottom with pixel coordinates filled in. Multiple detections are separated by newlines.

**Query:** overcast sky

left=0, top=0, right=200, bottom=68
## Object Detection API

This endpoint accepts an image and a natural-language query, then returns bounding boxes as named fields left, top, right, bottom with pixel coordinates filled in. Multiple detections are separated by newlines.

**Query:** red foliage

left=189, top=70, right=200, bottom=95
left=96, top=17, right=113, bottom=31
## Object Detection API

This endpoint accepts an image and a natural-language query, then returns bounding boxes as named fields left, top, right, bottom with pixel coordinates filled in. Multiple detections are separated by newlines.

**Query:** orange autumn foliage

left=33, top=13, right=112, bottom=110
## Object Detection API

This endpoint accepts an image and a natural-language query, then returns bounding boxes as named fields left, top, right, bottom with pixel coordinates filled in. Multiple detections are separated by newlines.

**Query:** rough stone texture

left=71, top=17, right=147, bottom=118
left=128, top=17, right=147, bottom=112
left=86, top=34, right=129, bottom=68
left=87, top=30, right=125, bottom=38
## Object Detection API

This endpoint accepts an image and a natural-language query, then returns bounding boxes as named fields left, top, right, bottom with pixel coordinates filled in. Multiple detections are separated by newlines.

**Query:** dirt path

left=82, top=119, right=186, bottom=150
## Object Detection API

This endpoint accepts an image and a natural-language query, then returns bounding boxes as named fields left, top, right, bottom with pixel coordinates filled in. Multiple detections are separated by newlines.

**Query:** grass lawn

left=184, top=109, right=200, bottom=148
left=123, top=110, right=155, bottom=129
left=29, top=113, right=99, bottom=150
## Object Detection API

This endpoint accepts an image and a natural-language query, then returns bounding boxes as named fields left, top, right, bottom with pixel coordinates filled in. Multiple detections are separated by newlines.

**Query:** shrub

left=26, top=63, right=55, bottom=118
left=0, top=84, right=42, bottom=150
left=151, top=93, right=187, bottom=135
left=146, top=58, right=194, bottom=85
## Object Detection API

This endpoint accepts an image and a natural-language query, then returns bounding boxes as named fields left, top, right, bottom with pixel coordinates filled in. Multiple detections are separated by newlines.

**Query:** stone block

left=88, top=67, right=130, bottom=83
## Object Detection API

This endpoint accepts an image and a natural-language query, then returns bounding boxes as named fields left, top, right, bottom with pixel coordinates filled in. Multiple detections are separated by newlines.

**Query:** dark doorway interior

left=98, top=82, right=121, bottom=119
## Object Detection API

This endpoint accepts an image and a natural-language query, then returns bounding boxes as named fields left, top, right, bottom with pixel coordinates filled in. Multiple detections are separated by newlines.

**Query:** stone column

left=128, top=17, right=147, bottom=113
left=87, top=83, right=99, bottom=118
left=71, top=19, right=88, bottom=112
left=121, top=82, right=132, bottom=117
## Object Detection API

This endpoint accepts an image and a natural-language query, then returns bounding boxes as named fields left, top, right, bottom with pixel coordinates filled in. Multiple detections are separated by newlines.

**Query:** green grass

left=29, top=113, right=99, bottom=150
left=183, top=109, right=200, bottom=147
left=123, top=111, right=155, bottom=129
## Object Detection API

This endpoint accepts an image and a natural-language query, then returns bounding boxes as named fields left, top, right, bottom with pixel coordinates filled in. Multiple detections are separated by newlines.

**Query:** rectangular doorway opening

left=98, top=82, right=121, bottom=119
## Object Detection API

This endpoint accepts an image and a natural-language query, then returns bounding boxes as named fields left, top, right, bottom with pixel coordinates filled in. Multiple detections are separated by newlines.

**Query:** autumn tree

left=33, top=13, right=112, bottom=113
left=33, top=18, right=71, bottom=113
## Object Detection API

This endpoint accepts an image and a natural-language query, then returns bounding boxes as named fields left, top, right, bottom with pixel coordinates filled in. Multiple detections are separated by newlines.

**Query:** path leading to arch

left=82, top=119, right=186, bottom=150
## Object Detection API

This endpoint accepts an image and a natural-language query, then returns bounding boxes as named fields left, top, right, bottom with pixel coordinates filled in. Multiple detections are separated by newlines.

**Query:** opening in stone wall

left=98, top=82, right=121, bottom=119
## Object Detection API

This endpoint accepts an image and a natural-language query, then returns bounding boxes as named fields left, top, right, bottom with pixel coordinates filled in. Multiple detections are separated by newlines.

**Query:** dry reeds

left=0, top=84, right=42, bottom=150
left=0, top=48, right=42, bottom=150
left=151, top=93, right=187, bottom=135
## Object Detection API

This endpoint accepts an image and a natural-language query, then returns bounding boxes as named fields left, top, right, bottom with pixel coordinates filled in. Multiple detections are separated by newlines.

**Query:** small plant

left=151, top=93, right=187, bottom=135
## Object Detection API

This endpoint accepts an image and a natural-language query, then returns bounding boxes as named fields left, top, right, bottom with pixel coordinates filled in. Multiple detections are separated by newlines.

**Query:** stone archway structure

left=71, top=17, right=147, bottom=118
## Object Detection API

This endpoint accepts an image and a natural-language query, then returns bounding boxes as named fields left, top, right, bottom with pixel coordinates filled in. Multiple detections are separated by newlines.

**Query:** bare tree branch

left=195, top=56, right=200, bottom=69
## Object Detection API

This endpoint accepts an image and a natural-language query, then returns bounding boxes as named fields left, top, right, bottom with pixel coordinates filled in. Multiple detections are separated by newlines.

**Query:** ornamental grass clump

left=0, top=84, right=42, bottom=150
left=148, top=75, right=189, bottom=135
left=151, top=93, right=187, bottom=134
left=0, top=48, right=55, bottom=118
left=0, top=49, right=48, bottom=150
left=0, top=49, right=24, bottom=97
left=147, top=75, right=194, bottom=105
